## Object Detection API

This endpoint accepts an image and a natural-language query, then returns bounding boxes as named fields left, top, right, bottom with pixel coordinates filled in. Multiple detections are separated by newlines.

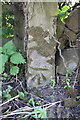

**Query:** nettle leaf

left=10, top=52, right=25, bottom=64
left=0, top=65, right=4, bottom=74
left=0, top=54, right=8, bottom=65
left=10, top=66, right=19, bottom=75
left=0, top=47, right=2, bottom=53
left=2, top=40, right=16, bottom=55
left=0, top=54, right=8, bottom=74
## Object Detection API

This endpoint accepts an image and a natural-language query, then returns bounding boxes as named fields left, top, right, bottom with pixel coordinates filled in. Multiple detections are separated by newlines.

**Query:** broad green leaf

left=5, top=49, right=15, bottom=55
left=0, top=53, right=8, bottom=73
left=2, top=40, right=16, bottom=55
left=10, top=52, right=25, bottom=64
left=0, top=47, right=2, bottom=53
left=10, top=66, right=19, bottom=75
left=0, top=65, right=4, bottom=74
left=62, top=5, right=69, bottom=12
left=0, top=91, right=2, bottom=97
left=0, top=54, right=8, bottom=65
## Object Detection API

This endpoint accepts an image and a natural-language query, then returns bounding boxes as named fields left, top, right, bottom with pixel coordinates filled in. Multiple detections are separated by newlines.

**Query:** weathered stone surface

left=27, top=2, right=57, bottom=88
left=56, top=8, right=80, bottom=75
left=57, top=48, right=79, bottom=74
left=65, top=8, right=80, bottom=33
left=56, top=18, right=65, bottom=39
left=57, top=8, right=80, bottom=50
left=64, top=29, right=77, bottom=42
left=27, top=26, right=56, bottom=88
left=28, top=2, right=57, bottom=34
left=59, top=34, right=69, bottom=50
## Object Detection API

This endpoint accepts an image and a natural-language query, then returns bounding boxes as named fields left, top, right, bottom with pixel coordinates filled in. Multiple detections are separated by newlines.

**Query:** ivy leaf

left=58, top=5, right=69, bottom=24
left=60, top=17, right=65, bottom=24
left=62, top=5, right=69, bottom=13
left=10, top=52, right=25, bottom=64
left=10, top=66, right=19, bottom=75
left=58, top=9, right=63, bottom=15
left=2, top=40, right=16, bottom=55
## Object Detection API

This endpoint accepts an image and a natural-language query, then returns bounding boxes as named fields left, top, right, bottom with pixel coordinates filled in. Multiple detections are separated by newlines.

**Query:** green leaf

left=0, top=65, right=4, bottom=74
left=62, top=5, right=69, bottom=12
left=61, top=18, right=65, bottom=24
left=0, top=54, right=8, bottom=65
left=58, top=5, right=69, bottom=24
left=58, top=9, right=63, bottom=14
left=50, top=79, right=55, bottom=88
left=10, top=52, right=25, bottom=64
left=32, top=107, right=47, bottom=118
left=0, top=54, right=8, bottom=74
left=28, top=97, right=35, bottom=106
left=3, top=73, right=8, bottom=77
left=0, top=91, right=2, bottom=97
left=38, top=108, right=47, bottom=118
left=10, top=66, right=19, bottom=75
left=64, top=85, right=67, bottom=88
left=4, top=93, right=11, bottom=100
left=2, top=40, right=16, bottom=55
left=0, top=47, right=2, bottom=53
left=18, top=91, right=25, bottom=100
left=66, top=72, right=72, bottom=77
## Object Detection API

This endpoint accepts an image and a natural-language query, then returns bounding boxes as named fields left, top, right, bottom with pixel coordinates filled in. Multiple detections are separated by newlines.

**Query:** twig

left=0, top=100, right=61, bottom=119
left=3, top=81, right=14, bottom=85
left=0, top=95, right=19, bottom=107
left=45, top=101, right=61, bottom=109
left=73, top=67, right=79, bottom=88
left=53, top=35, right=67, bottom=70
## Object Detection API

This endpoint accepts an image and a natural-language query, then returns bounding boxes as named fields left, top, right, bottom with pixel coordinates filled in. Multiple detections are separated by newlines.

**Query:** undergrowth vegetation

left=0, top=40, right=25, bottom=75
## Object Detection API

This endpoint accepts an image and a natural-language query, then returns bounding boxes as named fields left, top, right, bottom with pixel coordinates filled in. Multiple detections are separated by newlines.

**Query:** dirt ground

left=1, top=68, right=80, bottom=119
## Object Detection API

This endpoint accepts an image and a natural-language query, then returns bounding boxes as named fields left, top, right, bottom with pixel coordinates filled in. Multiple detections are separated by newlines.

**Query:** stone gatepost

left=27, top=2, right=57, bottom=88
